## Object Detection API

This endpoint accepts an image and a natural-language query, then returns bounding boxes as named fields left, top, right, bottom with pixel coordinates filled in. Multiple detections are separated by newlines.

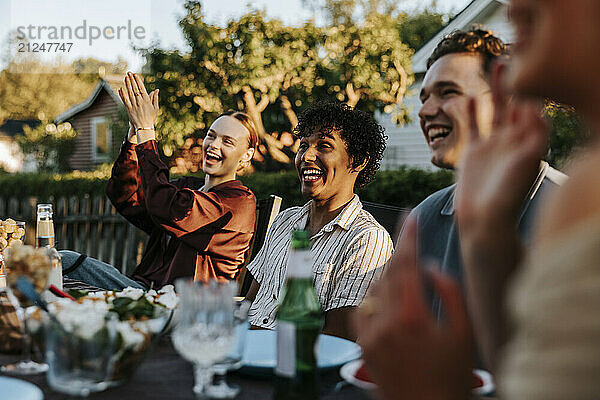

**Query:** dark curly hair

left=427, top=28, right=508, bottom=78
left=294, top=101, right=387, bottom=188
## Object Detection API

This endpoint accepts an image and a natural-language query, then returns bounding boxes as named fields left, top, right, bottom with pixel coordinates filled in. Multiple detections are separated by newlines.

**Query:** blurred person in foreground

left=61, top=72, right=258, bottom=290
left=355, top=0, right=600, bottom=399
left=245, top=101, right=393, bottom=341
left=412, top=28, right=565, bottom=319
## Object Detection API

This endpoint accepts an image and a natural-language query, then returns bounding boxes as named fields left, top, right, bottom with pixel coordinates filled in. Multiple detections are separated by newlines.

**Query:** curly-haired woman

left=245, top=101, right=394, bottom=341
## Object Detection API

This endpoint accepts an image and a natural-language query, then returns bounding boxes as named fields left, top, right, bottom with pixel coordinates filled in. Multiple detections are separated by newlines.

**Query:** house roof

left=55, top=78, right=123, bottom=123
left=412, top=0, right=510, bottom=74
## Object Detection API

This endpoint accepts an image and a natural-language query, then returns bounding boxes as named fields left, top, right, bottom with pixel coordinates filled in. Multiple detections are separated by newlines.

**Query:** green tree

left=143, top=0, right=416, bottom=169
left=545, top=102, right=587, bottom=168
left=16, top=121, right=78, bottom=172
left=0, top=60, right=96, bottom=122
left=397, top=10, right=447, bottom=50
left=318, top=13, right=413, bottom=123
left=144, top=2, right=319, bottom=164
left=0, top=57, right=128, bottom=122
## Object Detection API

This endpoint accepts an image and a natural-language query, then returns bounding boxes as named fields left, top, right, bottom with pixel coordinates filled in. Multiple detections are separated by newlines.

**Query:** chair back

left=362, top=201, right=410, bottom=241
left=237, top=195, right=282, bottom=296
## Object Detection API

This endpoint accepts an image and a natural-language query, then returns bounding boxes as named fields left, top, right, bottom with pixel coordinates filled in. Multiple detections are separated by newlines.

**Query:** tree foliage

left=545, top=102, right=587, bottom=169
left=397, top=10, right=446, bottom=50
left=143, top=0, right=416, bottom=170
left=0, top=57, right=128, bottom=122
left=0, top=60, right=96, bottom=122
left=16, top=121, right=78, bottom=172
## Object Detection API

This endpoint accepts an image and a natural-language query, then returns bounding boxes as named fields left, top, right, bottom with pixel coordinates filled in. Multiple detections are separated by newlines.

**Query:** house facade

left=378, top=0, right=513, bottom=170
left=55, top=77, right=124, bottom=170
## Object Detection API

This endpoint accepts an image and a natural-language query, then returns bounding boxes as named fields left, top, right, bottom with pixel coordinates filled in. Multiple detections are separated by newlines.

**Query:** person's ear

left=241, top=147, right=255, bottom=164
left=352, top=158, right=369, bottom=173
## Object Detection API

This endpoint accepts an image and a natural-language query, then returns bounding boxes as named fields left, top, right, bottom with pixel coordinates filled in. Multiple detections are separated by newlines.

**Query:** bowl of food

left=30, top=285, right=178, bottom=389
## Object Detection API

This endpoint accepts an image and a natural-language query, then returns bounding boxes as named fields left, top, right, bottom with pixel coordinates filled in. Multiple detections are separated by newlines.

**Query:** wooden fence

left=0, top=195, right=147, bottom=276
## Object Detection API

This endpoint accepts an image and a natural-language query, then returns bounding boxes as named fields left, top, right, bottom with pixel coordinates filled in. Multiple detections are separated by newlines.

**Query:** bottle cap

left=291, top=230, right=310, bottom=250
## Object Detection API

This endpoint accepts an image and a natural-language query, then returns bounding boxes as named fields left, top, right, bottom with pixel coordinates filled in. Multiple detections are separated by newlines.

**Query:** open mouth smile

left=205, top=151, right=223, bottom=163
left=301, top=168, right=324, bottom=182
left=427, top=125, right=452, bottom=144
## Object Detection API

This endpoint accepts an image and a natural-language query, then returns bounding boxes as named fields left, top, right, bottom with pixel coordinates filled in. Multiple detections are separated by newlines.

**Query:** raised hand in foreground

left=354, top=217, right=473, bottom=400
left=118, top=72, right=159, bottom=144
left=454, top=63, right=549, bottom=370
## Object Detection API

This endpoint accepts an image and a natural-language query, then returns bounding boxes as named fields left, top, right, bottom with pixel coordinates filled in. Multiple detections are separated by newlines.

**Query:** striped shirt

left=247, top=195, right=394, bottom=329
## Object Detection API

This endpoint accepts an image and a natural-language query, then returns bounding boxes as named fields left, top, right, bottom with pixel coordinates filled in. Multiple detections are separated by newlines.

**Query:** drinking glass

left=1, top=242, right=52, bottom=375
left=208, top=297, right=251, bottom=399
left=173, top=279, right=236, bottom=399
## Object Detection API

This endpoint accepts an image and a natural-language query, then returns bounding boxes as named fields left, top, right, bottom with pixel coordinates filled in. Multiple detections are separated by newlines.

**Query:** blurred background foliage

left=0, top=167, right=454, bottom=210
left=140, top=0, right=448, bottom=172
left=0, top=0, right=585, bottom=177
left=544, top=102, right=587, bottom=169
left=16, top=121, right=78, bottom=173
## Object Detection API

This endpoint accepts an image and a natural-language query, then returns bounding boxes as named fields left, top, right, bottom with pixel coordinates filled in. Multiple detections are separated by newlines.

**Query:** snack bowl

left=28, top=285, right=177, bottom=393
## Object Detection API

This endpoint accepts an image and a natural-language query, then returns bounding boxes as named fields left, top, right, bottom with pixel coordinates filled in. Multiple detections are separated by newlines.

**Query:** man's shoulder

left=413, top=184, right=456, bottom=215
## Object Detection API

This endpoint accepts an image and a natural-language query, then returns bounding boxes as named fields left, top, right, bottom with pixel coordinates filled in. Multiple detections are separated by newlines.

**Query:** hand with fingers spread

left=118, top=72, right=159, bottom=143
left=354, top=217, right=473, bottom=400
left=455, top=63, right=548, bottom=234
left=454, top=63, right=549, bottom=369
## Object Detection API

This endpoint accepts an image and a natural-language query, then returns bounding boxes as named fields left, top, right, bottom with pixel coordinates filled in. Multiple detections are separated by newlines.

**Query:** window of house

left=91, top=117, right=111, bottom=162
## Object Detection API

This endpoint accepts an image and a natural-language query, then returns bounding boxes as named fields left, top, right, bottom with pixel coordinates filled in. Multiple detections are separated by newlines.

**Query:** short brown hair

left=427, top=28, right=508, bottom=78
left=219, top=111, right=260, bottom=150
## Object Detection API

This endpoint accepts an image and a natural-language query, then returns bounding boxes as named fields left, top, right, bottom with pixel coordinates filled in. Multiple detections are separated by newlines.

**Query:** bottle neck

left=287, top=249, right=312, bottom=279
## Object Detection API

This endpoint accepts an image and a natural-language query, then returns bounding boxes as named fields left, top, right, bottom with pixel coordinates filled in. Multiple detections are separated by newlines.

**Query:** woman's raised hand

left=118, top=72, right=159, bottom=132
left=454, top=62, right=549, bottom=369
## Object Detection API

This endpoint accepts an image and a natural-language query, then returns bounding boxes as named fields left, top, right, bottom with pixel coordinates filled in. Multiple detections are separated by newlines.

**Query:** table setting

left=0, top=248, right=496, bottom=400
left=0, top=252, right=370, bottom=399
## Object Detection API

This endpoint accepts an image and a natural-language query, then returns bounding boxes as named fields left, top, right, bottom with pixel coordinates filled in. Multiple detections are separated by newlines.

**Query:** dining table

left=0, top=278, right=370, bottom=399
left=0, top=335, right=371, bottom=400
left=0, top=279, right=495, bottom=400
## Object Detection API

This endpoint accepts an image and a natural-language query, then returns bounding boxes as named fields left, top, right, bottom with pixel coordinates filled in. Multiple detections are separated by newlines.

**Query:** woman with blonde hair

left=61, top=72, right=260, bottom=289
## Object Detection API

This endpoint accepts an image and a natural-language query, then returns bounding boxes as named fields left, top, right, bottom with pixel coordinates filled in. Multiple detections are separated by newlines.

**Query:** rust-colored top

left=106, top=140, right=256, bottom=287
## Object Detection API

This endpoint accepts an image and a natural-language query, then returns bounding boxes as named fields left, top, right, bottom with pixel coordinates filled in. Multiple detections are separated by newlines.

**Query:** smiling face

left=294, top=129, right=360, bottom=203
left=419, top=53, right=494, bottom=169
left=202, top=116, right=254, bottom=178
left=507, top=0, right=600, bottom=107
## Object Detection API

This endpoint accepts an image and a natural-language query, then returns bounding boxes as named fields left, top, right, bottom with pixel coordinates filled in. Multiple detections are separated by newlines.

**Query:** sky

left=0, top=0, right=472, bottom=73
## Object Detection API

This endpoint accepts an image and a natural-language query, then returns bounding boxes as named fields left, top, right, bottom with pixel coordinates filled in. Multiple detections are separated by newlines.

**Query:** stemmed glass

left=207, top=297, right=251, bottom=399
left=1, top=243, right=52, bottom=375
left=173, top=279, right=236, bottom=399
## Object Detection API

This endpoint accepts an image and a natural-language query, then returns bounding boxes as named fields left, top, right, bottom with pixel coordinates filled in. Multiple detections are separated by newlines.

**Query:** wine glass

left=173, top=279, right=236, bottom=399
left=1, top=244, right=52, bottom=375
left=207, top=297, right=251, bottom=399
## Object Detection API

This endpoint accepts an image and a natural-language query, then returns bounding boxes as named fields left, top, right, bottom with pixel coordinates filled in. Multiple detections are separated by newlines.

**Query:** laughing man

left=411, top=29, right=566, bottom=318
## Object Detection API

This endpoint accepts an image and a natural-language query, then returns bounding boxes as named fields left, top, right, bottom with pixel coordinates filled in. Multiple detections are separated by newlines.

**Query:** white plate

left=339, top=360, right=496, bottom=396
left=339, top=359, right=376, bottom=391
left=472, top=368, right=495, bottom=396
left=0, top=376, right=44, bottom=400
left=239, top=330, right=362, bottom=376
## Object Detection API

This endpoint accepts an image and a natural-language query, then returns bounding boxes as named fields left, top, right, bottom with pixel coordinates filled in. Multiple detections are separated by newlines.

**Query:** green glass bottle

left=273, top=230, right=323, bottom=400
